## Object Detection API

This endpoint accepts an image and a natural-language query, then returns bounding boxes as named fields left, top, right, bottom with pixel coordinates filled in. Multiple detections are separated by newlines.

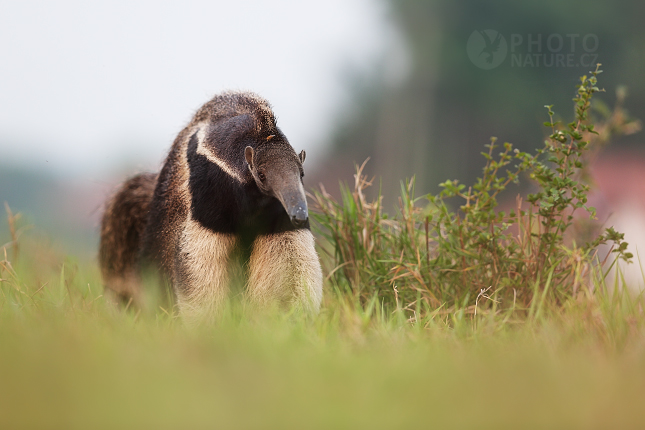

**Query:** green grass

left=3, top=67, right=644, bottom=429
left=311, top=66, right=641, bottom=317
left=2, top=237, right=645, bottom=429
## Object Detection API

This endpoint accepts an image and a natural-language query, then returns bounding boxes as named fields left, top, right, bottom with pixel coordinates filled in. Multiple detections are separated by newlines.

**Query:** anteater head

left=192, top=92, right=310, bottom=229
left=245, top=140, right=308, bottom=228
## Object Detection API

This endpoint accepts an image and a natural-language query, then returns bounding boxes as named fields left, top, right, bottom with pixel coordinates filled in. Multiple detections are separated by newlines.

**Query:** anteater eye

left=300, top=171, right=304, bottom=178
left=258, top=172, right=266, bottom=182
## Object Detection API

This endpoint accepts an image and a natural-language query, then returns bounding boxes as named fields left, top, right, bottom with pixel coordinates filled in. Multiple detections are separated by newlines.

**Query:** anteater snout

left=290, top=204, right=308, bottom=227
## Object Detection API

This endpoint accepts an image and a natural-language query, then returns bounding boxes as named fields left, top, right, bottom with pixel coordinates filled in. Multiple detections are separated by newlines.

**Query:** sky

left=0, top=0, right=395, bottom=178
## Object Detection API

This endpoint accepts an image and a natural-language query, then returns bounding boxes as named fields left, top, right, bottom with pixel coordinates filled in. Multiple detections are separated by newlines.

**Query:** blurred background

left=1, top=0, right=644, bottom=259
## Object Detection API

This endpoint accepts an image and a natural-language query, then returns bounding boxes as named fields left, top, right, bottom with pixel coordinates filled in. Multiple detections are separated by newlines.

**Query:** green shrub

left=312, top=65, right=641, bottom=319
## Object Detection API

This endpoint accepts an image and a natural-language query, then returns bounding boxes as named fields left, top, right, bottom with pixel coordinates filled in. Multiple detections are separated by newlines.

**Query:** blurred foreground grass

left=2, top=235, right=645, bottom=429
left=3, top=67, right=643, bottom=429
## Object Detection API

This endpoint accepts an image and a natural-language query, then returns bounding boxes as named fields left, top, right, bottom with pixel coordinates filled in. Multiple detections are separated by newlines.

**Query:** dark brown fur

left=99, top=172, right=157, bottom=303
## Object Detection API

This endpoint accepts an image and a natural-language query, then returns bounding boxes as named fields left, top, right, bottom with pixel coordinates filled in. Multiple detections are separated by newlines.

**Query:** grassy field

left=3, top=68, right=644, bottom=429
left=2, top=235, right=645, bottom=430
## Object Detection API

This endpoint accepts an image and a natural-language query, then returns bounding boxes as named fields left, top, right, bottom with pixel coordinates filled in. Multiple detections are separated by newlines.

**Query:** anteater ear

left=299, top=150, right=306, bottom=164
left=245, top=146, right=254, bottom=168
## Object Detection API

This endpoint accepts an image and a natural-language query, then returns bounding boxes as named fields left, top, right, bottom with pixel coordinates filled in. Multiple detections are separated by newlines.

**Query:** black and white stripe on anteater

left=99, top=91, right=323, bottom=322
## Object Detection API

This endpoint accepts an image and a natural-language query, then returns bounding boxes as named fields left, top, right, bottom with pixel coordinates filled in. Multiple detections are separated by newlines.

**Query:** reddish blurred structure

left=590, top=150, right=645, bottom=291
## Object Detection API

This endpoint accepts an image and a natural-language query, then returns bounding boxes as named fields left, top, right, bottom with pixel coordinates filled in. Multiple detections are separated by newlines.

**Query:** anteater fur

left=99, top=91, right=323, bottom=323
left=99, top=172, right=157, bottom=304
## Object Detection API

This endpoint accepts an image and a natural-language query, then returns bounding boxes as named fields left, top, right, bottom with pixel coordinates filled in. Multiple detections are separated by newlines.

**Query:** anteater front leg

left=246, top=229, right=323, bottom=313
left=174, top=220, right=238, bottom=324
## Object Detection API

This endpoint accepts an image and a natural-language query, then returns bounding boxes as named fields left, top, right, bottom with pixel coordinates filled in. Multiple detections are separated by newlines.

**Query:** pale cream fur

left=246, top=229, right=323, bottom=313
left=174, top=218, right=238, bottom=325
left=175, top=126, right=196, bottom=210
